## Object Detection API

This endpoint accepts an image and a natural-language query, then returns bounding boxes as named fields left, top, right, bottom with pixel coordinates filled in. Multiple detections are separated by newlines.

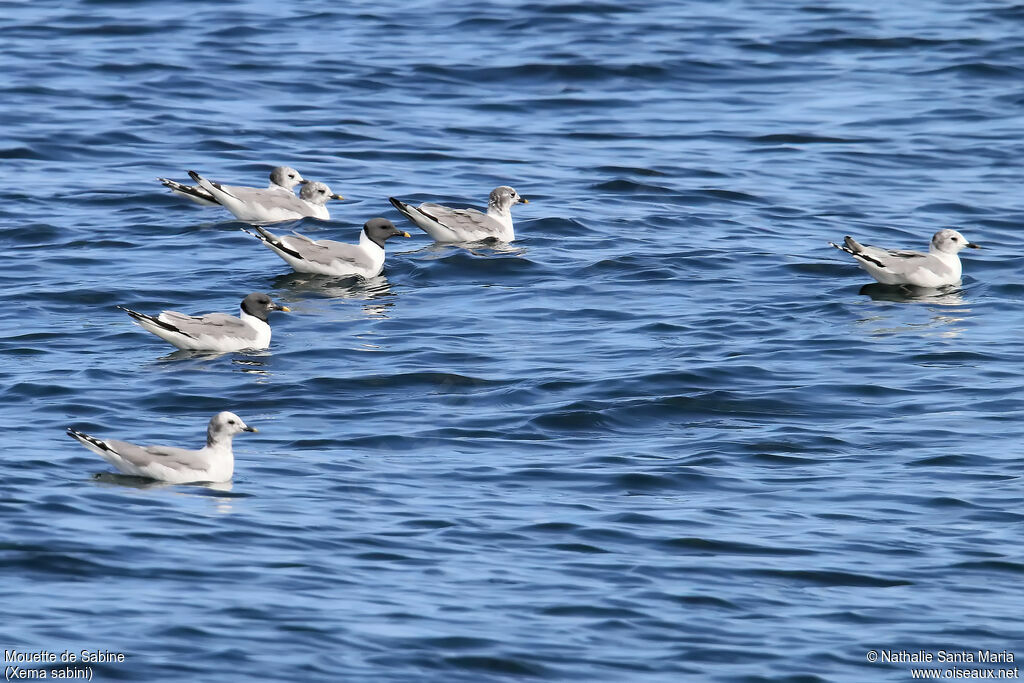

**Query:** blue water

left=2, top=1, right=1023, bottom=681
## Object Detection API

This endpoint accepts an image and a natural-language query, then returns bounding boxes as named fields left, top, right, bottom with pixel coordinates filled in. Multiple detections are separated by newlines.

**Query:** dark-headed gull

left=242, top=218, right=410, bottom=278
left=117, top=293, right=289, bottom=352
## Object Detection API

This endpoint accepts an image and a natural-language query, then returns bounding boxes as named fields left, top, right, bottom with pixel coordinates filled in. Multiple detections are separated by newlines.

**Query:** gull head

left=269, top=166, right=308, bottom=190
left=364, top=217, right=410, bottom=248
left=240, top=292, right=290, bottom=322
left=206, top=411, right=257, bottom=446
left=932, top=229, right=980, bottom=255
left=300, top=181, right=344, bottom=206
left=488, top=186, right=528, bottom=212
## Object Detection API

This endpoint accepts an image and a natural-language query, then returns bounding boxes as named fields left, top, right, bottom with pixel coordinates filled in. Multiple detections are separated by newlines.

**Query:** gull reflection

left=91, top=472, right=239, bottom=511
left=415, top=240, right=528, bottom=259
left=155, top=348, right=230, bottom=362
left=231, top=356, right=270, bottom=376
left=272, top=272, right=396, bottom=318
left=152, top=348, right=270, bottom=362
left=92, top=472, right=173, bottom=489
left=855, top=284, right=971, bottom=338
left=858, top=283, right=966, bottom=306
left=145, top=349, right=270, bottom=377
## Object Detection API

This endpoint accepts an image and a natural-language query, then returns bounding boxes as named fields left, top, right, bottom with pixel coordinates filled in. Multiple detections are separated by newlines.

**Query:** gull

left=117, top=292, right=289, bottom=352
left=187, top=170, right=343, bottom=223
left=242, top=218, right=410, bottom=278
left=829, top=229, right=980, bottom=288
left=67, top=412, right=256, bottom=484
left=389, top=186, right=528, bottom=242
left=158, top=166, right=308, bottom=207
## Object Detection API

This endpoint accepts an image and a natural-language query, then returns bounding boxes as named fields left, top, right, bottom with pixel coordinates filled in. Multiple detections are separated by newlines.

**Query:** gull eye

left=228, top=419, right=236, bottom=425
left=288, top=174, right=295, bottom=179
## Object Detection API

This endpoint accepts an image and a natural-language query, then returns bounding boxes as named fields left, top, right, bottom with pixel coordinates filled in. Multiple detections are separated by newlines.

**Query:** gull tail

left=829, top=236, right=884, bottom=268
left=388, top=196, right=414, bottom=218
left=66, top=428, right=115, bottom=457
left=241, top=226, right=303, bottom=260
left=829, top=238, right=855, bottom=257
left=187, top=170, right=238, bottom=201
left=388, top=196, right=431, bottom=228
left=116, top=305, right=196, bottom=340
left=158, top=177, right=220, bottom=206
left=389, top=196, right=448, bottom=240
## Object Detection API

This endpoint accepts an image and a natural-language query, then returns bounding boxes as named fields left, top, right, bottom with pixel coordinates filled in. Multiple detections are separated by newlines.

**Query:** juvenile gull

left=389, top=186, right=528, bottom=242
left=118, top=293, right=289, bottom=352
left=187, top=170, right=343, bottom=223
left=829, top=229, right=980, bottom=287
left=158, top=166, right=308, bottom=207
left=242, top=218, right=410, bottom=278
left=67, top=412, right=256, bottom=484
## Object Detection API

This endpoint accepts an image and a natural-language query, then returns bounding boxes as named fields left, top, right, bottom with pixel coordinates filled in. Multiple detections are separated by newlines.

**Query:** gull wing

left=280, top=233, right=375, bottom=269
left=158, top=311, right=258, bottom=343
left=106, top=440, right=209, bottom=472
left=417, top=204, right=503, bottom=240
left=879, top=251, right=954, bottom=278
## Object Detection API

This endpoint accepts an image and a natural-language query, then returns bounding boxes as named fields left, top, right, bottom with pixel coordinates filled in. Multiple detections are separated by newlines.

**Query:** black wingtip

left=389, top=197, right=422, bottom=224
left=835, top=239, right=886, bottom=268
left=242, top=225, right=302, bottom=259
left=116, top=304, right=152, bottom=321
left=187, top=170, right=201, bottom=182
left=159, top=178, right=218, bottom=204
left=66, top=426, right=91, bottom=443
left=67, top=428, right=114, bottom=453
left=240, top=226, right=277, bottom=246
left=269, top=236, right=304, bottom=260
left=118, top=306, right=197, bottom=340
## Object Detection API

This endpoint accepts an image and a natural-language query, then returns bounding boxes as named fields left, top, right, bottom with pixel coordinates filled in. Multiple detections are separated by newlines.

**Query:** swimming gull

left=242, top=218, right=410, bottom=278
left=67, top=411, right=256, bottom=483
left=158, top=166, right=308, bottom=207
left=117, top=292, right=290, bottom=352
left=389, top=186, right=528, bottom=242
left=829, top=229, right=980, bottom=287
left=187, top=170, right=343, bottom=223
